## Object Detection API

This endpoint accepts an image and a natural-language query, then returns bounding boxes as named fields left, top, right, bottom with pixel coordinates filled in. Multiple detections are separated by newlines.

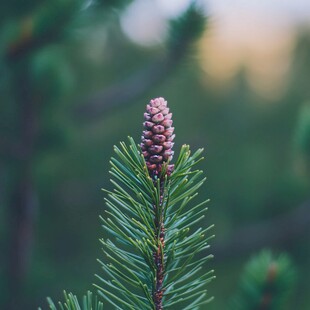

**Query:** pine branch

left=42, top=291, right=103, bottom=310
left=231, top=251, right=297, bottom=310
left=96, top=97, right=214, bottom=309
left=42, top=97, right=214, bottom=309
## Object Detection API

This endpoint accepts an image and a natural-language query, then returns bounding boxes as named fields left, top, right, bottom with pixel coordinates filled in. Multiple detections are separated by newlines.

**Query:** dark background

left=0, top=0, right=310, bottom=309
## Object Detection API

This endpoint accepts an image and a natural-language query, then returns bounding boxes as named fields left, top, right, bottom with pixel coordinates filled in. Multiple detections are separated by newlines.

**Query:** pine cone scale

left=141, top=97, right=175, bottom=177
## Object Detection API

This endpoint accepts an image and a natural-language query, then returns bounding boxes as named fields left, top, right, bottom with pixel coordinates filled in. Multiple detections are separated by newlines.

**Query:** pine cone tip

left=141, top=97, right=175, bottom=177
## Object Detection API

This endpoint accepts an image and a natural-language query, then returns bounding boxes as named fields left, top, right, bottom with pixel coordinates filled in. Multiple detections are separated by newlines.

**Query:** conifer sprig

left=96, top=97, right=214, bottom=309
left=41, top=291, right=103, bottom=310
left=232, top=251, right=296, bottom=310
left=43, top=97, right=214, bottom=309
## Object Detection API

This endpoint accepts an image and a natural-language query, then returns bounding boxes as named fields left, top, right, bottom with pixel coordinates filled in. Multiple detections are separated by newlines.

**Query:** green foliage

left=168, top=3, right=206, bottom=53
left=295, top=102, right=310, bottom=159
left=30, top=46, right=74, bottom=102
left=96, top=137, right=214, bottom=309
left=96, top=0, right=133, bottom=10
left=3, top=0, right=308, bottom=308
left=2, top=0, right=80, bottom=62
left=232, top=251, right=297, bottom=310
left=43, top=291, right=103, bottom=310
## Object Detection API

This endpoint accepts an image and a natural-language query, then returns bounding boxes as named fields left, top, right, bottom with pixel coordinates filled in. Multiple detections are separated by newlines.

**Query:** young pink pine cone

left=141, top=97, right=175, bottom=177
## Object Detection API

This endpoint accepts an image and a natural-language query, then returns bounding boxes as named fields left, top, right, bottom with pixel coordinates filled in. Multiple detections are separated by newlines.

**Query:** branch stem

left=153, top=179, right=165, bottom=310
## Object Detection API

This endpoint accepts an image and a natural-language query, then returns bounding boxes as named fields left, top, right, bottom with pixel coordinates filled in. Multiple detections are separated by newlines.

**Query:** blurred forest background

left=1, top=0, right=310, bottom=309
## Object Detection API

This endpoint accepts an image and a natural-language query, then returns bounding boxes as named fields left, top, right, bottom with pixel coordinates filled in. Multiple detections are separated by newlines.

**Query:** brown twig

left=153, top=180, right=166, bottom=310
left=259, top=262, right=278, bottom=310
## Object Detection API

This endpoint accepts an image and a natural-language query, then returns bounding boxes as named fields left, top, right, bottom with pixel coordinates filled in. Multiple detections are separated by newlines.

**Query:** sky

left=120, top=0, right=310, bottom=46
left=120, top=0, right=310, bottom=99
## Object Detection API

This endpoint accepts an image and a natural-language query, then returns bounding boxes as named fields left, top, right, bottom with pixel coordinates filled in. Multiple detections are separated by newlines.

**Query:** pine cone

left=141, top=97, right=175, bottom=177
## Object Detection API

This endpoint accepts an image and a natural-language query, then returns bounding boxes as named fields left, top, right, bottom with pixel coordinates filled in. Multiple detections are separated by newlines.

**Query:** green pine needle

left=42, top=291, right=103, bottom=310
left=97, top=137, right=214, bottom=309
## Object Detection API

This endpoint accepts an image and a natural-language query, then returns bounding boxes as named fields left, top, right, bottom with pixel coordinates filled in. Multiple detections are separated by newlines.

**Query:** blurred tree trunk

left=6, top=66, right=39, bottom=310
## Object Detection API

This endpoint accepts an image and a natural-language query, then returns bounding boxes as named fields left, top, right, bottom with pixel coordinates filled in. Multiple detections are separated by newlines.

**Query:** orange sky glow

left=199, top=0, right=310, bottom=99
left=121, top=0, right=310, bottom=99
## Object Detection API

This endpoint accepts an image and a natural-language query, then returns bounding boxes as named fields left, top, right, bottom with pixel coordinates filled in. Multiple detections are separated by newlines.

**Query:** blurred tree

left=0, top=1, right=207, bottom=309
left=295, top=102, right=310, bottom=176
left=231, top=251, right=296, bottom=310
left=1, top=2, right=81, bottom=308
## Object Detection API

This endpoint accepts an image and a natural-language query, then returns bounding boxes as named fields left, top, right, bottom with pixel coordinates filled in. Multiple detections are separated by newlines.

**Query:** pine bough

left=44, top=97, right=215, bottom=309
left=232, top=251, right=296, bottom=310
